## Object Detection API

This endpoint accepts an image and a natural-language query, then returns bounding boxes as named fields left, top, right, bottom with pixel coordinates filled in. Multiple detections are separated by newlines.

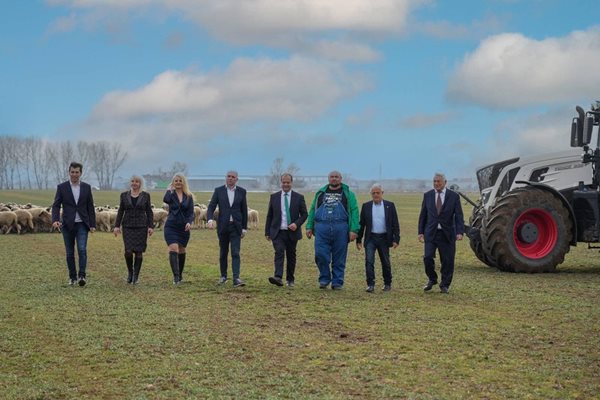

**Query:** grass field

left=1, top=190, right=599, bottom=399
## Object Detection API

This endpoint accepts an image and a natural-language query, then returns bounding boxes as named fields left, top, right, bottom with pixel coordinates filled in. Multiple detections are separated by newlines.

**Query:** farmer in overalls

left=306, top=171, right=360, bottom=289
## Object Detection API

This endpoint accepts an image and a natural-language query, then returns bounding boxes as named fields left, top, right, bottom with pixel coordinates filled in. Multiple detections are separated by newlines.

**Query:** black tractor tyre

left=468, top=206, right=497, bottom=268
left=480, top=187, right=572, bottom=273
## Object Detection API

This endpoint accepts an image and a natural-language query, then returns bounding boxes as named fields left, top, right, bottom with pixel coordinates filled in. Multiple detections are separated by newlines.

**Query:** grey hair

left=130, top=175, right=145, bottom=189
left=370, top=183, right=383, bottom=192
left=328, top=170, right=342, bottom=179
left=434, top=172, right=446, bottom=181
left=227, top=170, right=238, bottom=178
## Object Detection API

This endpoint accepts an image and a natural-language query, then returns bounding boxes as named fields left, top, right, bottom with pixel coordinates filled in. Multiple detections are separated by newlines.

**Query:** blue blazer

left=264, top=190, right=308, bottom=241
left=207, top=185, right=248, bottom=235
left=51, top=181, right=96, bottom=231
left=163, top=190, right=194, bottom=225
left=357, top=200, right=400, bottom=247
left=418, top=189, right=464, bottom=242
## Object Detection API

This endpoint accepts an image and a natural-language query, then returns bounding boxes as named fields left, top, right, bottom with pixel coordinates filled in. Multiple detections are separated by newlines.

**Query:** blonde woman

left=163, top=174, right=194, bottom=284
left=114, top=175, right=154, bottom=284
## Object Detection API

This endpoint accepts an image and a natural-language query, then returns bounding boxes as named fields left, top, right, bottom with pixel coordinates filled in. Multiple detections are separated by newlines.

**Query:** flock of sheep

left=0, top=202, right=261, bottom=234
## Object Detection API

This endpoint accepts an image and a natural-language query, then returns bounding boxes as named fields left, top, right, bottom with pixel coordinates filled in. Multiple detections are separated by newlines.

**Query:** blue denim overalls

left=313, top=193, right=349, bottom=288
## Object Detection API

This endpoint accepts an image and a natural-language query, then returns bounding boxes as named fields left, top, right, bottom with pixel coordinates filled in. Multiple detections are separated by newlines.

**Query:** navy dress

left=163, top=190, right=195, bottom=247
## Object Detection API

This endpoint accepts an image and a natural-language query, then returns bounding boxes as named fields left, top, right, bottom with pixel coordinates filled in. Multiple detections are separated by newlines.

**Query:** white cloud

left=447, top=27, right=600, bottom=109
left=47, top=0, right=424, bottom=60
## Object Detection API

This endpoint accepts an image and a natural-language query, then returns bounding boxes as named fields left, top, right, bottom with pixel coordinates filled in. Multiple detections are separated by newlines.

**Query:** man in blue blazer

left=265, top=173, right=308, bottom=287
left=357, top=184, right=400, bottom=292
left=418, top=173, right=464, bottom=293
left=207, top=170, right=248, bottom=287
left=51, top=162, right=96, bottom=286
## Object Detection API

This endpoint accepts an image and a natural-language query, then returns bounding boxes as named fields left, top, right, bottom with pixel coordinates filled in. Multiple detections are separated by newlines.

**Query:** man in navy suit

left=51, top=162, right=96, bottom=286
left=265, top=173, right=308, bottom=287
left=207, top=170, right=248, bottom=287
left=418, top=172, right=464, bottom=294
left=357, top=184, right=400, bottom=292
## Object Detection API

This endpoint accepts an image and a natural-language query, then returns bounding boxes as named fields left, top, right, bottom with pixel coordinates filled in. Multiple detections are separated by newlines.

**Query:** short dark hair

left=69, top=162, right=83, bottom=172
left=280, top=173, right=293, bottom=182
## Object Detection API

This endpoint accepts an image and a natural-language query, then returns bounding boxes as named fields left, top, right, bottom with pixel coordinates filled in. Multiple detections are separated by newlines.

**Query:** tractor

left=465, top=102, right=600, bottom=272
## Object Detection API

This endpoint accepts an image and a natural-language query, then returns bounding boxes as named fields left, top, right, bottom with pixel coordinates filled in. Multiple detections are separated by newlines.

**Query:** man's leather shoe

left=382, top=285, right=391, bottom=292
left=365, top=285, right=375, bottom=293
left=268, top=276, right=284, bottom=286
left=440, top=286, right=449, bottom=294
left=423, top=281, right=436, bottom=291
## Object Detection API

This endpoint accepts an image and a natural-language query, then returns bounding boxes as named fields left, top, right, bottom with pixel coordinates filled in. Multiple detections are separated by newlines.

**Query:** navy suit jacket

left=418, top=188, right=464, bottom=242
left=357, top=200, right=400, bottom=247
left=51, top=181, right=96, bottom=231
left=264, top=190, right=308, bottom=241
left=207, top=185, right=248, bottom=235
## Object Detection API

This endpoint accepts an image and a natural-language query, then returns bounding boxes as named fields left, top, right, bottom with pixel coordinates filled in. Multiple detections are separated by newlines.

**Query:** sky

left=1, top=0, right=599, bottom=181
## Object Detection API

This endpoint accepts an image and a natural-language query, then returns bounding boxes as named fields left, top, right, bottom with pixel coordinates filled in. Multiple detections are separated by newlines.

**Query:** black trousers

left=423, top=230, right=456, bottom=288
left=271, top=230, right=298, bottom=282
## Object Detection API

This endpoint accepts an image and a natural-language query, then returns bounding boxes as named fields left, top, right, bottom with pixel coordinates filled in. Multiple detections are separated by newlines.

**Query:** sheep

left=28, top=208, right=53, bottom=232
left=0, top=211, right=20, bottom=234
left=13, top=209, right=34, bottom=233
left=248, top=208, right=259, bottom=229
left=153, top=208, right=168, bottom=230
left=95, top=211, right=112, bottom=232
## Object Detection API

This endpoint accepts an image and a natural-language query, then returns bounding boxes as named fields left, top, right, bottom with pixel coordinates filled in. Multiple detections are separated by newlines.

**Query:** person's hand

left=356, top=243, right=363, bottom=251
left=288, top=223, right=297, bottom=231
left=349, top=232, right=357, bottom=242
left=148, top=228, right=154, bottom=236
left=207, top=220, right=214, bottom=229
left=184, top=223, right=191, bottom=231
left=241, top=229, right=247, bottom=238
left=392, top=241, right=399, bottom=249
left=456, top=234, right=463, bottom=241
left=90, top=227, right=96, bottom=233
left=113, top=227, right=121, bottom=237
left=418, top=234, right=424, bottom=243
left=52, top=221, right=62, bottom=231
left=265, top=235, right=271, bottom=241
left=306, top=229, right=313, bottom=239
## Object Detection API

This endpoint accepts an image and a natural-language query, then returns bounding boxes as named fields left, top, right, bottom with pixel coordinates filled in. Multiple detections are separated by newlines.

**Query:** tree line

left=0, top=137, right=127, bottom=190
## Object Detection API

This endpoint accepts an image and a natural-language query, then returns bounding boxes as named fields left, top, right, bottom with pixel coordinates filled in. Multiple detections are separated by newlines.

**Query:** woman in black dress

left=114, top=175, right=154, bottom=284
left=163, top=173, right=195, bottom=284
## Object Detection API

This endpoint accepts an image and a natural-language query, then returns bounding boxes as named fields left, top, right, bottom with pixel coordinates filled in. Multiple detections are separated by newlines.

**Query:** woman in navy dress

left=163, top=173, right=195, bottom=284
left=113, top=175, right=154, bottom=284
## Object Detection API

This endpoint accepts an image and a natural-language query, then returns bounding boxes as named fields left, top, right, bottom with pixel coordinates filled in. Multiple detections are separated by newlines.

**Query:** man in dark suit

left=265, top=173, right=308, bottom=287
left=357, top=184, right=400, bottom=292
left=418, top=172, right=464, bottom=294
left=207, top=170, right=248, bottom=287
left=51, top=162, right=96, bottom=286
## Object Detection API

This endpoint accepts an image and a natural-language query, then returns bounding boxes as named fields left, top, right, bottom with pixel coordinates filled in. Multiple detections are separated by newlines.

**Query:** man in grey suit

left=265, top=173, right=308, bottom=287
left=207, top=170, right=248, bottom=287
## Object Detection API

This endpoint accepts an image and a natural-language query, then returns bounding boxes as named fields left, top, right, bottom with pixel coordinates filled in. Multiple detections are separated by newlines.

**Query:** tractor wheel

left=468, top=206, right=497, bottom=268
left=481, top=187, right=572, bottom=272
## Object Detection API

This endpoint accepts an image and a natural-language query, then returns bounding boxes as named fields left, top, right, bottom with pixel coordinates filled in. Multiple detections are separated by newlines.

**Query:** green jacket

left=306, top=183, right=360, bottom=233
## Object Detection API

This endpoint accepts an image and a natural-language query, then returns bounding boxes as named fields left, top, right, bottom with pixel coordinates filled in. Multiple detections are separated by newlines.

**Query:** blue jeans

left=365, top=234, right=392, bottom=286
left=218, top=223, right=241, bottom=280
left=314, top=221, right=349, bottom=287
left=62, top=222, right=89, bottom=280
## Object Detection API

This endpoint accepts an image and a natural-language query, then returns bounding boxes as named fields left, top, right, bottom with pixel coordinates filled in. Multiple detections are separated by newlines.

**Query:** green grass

left=1, top=190, right=599, bottom=399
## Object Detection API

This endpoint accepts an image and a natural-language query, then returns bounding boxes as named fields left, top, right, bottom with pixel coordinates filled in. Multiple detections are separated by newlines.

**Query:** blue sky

left=1, top=0, right=599, bottom=181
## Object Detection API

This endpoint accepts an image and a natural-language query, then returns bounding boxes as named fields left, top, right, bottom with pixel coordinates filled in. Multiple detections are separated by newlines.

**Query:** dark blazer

left=163, top=190, right=195, bottom=225
left=115, top=191, right=153, bottom=229
left=264, top=190, right=308, bottom=241
left=418, top=189, right=464, bottom=242
left=51, top=181, right=96, bottom=231
left=207, top=185, right=248, bottom=235
left=357, top=200, right=400, bottom=247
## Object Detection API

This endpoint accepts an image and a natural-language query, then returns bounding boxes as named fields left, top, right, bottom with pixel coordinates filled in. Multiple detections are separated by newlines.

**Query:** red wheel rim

left=513, top=208, right=557, bottom=259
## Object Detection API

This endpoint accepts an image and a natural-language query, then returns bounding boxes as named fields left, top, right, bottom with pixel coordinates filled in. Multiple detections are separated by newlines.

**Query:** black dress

left=114, top=191, right=154, bottom=252
left=163, top=190, right=194, bottom=247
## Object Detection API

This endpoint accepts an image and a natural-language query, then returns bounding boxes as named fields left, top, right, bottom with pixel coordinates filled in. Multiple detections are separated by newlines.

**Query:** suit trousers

left=365, top=234, right=392, bottom=286
left=218, top=222, right=241, bottom=280
left=423, top=230, right=456, bottom=288
left=271, top=230, right=298, bottom=282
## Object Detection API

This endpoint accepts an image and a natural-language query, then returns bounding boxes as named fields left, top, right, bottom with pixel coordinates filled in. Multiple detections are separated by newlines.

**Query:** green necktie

left=284, top=192, right=292, bottom=225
